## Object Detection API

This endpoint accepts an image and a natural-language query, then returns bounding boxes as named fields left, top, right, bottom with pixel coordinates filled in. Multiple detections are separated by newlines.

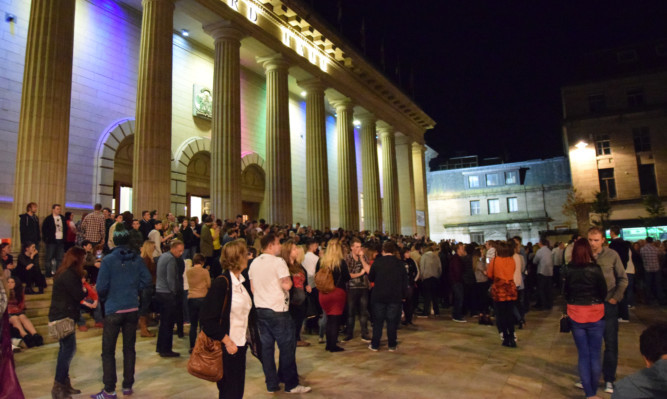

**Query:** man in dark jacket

left=19, top=202, right=40, bottom=246
left=608, top=225, right=632, bottom=322
left=154, top=240, right=185, bottom=357
left=139, top=211, right=152, bottom=240
left=449, top=243, right=467, bottom=323
left=93, top=224, right=152, bottom=398
left=42, top=204, right=68, bottom=277
left=368, top=240, right=407, bottom=352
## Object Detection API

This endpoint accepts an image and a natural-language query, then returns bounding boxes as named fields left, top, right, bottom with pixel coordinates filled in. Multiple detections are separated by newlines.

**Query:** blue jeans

left=102, top=312, right=138, bottom=392
left=78, top=300, right=103, bottom=325
left=256, top=308, right=298, bottom=391
left=602, top=302, right=619, bottom=383
left=571, top=318, right=605, bottom=397
left=45, top=241, right=64, bottom=275
left=346, top=288, right=369, bottom=336
left=371, top=302, right=402, bottom=349
left=55, top=332, right=76, bottom=384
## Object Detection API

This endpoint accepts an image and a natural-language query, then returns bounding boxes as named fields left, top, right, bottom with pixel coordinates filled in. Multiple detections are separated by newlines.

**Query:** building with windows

left=0, top=0, right=435, bottom=246
left=427, top=157, right=571, bottom=243
left=562, top=39, right=667, bottom=228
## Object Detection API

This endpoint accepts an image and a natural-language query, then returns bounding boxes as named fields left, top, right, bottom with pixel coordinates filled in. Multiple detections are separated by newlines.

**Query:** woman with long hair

left=16, top=241, right=47, bottom=294
left=200, top=239, right=253, bottom=399
left=138, top=241, right=157, bottom=337
left=0, top=273, right=25, bottom=398
left=282, top=240, right=311, bottom=347
left=487, top=241, right=518, bottom=348
left=316, top=239, right=350, bottom=352
left=7, top=276, right=43, bottom=347
left=49, top=246, right=87, bottom=398
left=563, top=238, right=607, bottom=399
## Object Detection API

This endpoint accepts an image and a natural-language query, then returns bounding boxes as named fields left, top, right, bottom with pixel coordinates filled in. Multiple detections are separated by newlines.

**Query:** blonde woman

left=138, top=241, right=157, bottom=337
left=316, top=239, right=350, bottom=352
left=281, top=240, right=311, bottom=347
left=200, top=240, right=253, bottom=399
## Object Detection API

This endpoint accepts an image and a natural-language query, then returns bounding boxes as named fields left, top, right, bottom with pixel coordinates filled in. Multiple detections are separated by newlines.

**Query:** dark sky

left=308, top=0, right=667, bottom=165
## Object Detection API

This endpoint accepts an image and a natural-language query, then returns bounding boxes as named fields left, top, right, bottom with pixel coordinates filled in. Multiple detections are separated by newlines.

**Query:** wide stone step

left=23, top=299, right=51, bottom=309
left=25, top=307, right=50, bottom=318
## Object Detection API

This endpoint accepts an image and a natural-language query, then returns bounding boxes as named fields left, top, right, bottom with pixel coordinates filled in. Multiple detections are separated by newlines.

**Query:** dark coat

left=563, top=262, right=607, bottom=306
left=369, top=254, right=407, bottom=303
left=41, top=214, right=68, bottom=244
left=19, top=213, right=40, bottom=245
left=609, top=238, right=630, bottom=268
left=49, top=268, right=86, bottom=321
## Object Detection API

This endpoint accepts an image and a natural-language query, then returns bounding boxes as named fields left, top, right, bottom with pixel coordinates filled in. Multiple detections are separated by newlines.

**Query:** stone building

left=562, top=39, right=667, bottom=231
left=0, top=0, right=435, bottom=246
left=427, top=157, right=572, bottom=243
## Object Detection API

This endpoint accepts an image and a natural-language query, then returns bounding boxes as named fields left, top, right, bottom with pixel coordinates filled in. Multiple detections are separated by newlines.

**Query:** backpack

left=315, top=267, right=335, bottom=294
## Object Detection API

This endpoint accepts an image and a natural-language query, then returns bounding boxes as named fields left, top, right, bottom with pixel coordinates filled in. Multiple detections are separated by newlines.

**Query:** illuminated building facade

left=562, top=40, right=667, bottom=234
left=0, top=0, right=435, bottom=246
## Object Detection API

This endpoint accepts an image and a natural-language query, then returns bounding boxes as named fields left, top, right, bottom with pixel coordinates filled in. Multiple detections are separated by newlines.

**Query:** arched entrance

left=113, top=135, right=134, bottom=213
left=241, top=152, right=266, bottom=221
left=93, top=118, right=135, bottom=209
left=186, top=151, right=211, bottom=220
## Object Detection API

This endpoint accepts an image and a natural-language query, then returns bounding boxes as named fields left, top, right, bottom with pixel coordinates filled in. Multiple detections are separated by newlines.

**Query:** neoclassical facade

left=0, top=0, right=435, bottom=246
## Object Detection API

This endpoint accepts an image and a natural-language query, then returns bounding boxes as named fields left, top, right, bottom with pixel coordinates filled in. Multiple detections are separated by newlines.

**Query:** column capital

left=395, top=134, right=412, bottom=146
left=378, top=124, right=395, bottom=138
left=356, top=112, right=376, bottom=125
left=411, top=141, right=426, bottom=152
left=203, top=20, right=246, bottom=42
left=257, top=53, right=289, bottom=72
left=297, top=78, right=326, bottom=93
left=329, top=97, right=353, bottom=113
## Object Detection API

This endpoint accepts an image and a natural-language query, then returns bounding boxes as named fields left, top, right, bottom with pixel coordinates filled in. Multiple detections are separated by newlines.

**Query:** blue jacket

left=96, top=246, right=152, bottom=315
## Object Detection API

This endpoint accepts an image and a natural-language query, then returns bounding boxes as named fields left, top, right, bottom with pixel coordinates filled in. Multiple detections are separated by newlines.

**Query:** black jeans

left=421, top=277, right=439, bottom=316
left=289, top=302, right=307, bottom=342
left=451, top=282, right=464, bottom=320
left=494, top=301, right=515, bottom=339
left=187, top=297, right=205, bottom=349
left=602, top=302, right=619, bottom=383
left=155, top=293, right=177, bottom=354
left=371, top=302, right=402, bottom=349
left=346, top=288, right=369, bottom=336
left=45, top=241, right=64, bottom=276
left=102, top=311, right=138, bottom=392
left=403, top=286, right=415, bottom=323
left=537, top=274, right=553, bottom=309
left=217, top=345, right=247, bottom=399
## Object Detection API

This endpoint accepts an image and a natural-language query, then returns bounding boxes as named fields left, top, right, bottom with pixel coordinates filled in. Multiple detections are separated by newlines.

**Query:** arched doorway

left=186, top=151, right=211, bottom=220
left=241, top=152, right=266, bottom=221
left=113, top=135, right=134, bottom=213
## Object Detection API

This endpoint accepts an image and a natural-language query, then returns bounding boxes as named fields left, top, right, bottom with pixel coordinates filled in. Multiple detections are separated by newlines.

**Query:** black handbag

left=559, top=315, right=571, bottom=333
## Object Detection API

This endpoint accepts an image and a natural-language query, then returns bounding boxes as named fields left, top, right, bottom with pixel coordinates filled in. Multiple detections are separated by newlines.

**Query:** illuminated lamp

left=300, top=91, right=307, bottom=97
left=181, top=29, right=189, bottom=37
left=575, top=141, right=588, bottom=149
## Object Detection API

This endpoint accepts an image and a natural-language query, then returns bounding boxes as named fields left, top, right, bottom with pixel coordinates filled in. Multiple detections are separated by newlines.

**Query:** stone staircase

left=24, top=278, right=105, bottom=345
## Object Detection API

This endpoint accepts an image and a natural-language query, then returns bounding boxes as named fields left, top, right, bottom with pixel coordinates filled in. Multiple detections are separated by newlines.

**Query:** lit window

left=627, top=89, right=644, bottom=107
left=598, top=168, right=617, bottom=199
left=588, top=94, right=606, bottom=113
left=595, top=135, right=611, bottom=156
left=468, top=175, right=479, bottom=188
left=507, top=197, right=518, bottom=213
left=488, top=199, right=500, bottom=214
left=486, top=174, right=499, bottom=186
left=633, top=127, right=651, bottom=152
left=470, top=200, right=480, bottom=215
left=505, top=171, right=518, bottom=185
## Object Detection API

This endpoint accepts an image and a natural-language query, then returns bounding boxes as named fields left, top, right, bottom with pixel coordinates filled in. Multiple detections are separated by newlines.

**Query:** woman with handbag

left=316, top=239, right=350, bottom=352
left=199, top=239, right=253, bottom=399
left=49, top=247, right=88, bottom=399
left=283, top=240, right=311, bottom=347
left=562, top=238, right=607, bottom=399
left=486, top=241, right=518, bottom=348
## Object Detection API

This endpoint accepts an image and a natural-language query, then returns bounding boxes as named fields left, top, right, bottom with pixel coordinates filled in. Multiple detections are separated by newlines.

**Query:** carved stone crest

left=193, top=84, right=212, bottom=120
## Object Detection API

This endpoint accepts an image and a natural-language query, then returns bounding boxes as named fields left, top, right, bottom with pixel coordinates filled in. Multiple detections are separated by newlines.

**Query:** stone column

left=204, top=21, right=245, bottom=221
left=11, top=0, right=76, bottom=252
left=412, top=142, right=430, bottom=237
left=397, top=137, right=417, bottom=235
left=380, top=126, right=400, bottom=234
left=132, top=0, right=174, bottom=217
left=331, top=98, right=359, bottom=230
left=359, top=113, right=382, bottom=233
left=299, top=79, right=330, bottom=229
left=258, top=54, right=292, bottom=225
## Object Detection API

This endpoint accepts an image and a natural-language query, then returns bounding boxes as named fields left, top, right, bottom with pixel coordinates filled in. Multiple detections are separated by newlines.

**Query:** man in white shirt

left=533, top=238, right=554, bottom=310
left=42, top=204, right=67, bottom=277
left=302, top=239, right=319, bottom=288
left=249, top=233, right=311, bottom=394
left=148, top=220, right=164, bottom=258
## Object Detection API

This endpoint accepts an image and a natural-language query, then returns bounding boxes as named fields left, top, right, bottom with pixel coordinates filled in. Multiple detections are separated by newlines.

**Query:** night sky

left=308, top=0, right=667, bottom=166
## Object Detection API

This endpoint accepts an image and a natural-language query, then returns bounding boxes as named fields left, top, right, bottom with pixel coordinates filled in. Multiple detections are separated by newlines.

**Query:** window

left=595, top=135, right=611, bottom=156
left=638, top=164, right=658, bottom=195
left=468, top=175, right=480, bottom=188
left=470, top=200, right=481, bottom=215
left=598, top=168, right=617, bottom=199
left=488, top=199, right=500, bottom=214
left=470, top=232, right=485, bottom=244
left=633, top=127, right=651, bottom=152
left=505, top=171, right=518, bottom=185
left=588, top=94, right=606, bottom=113
left=627, top=89, right=644, bottom=107
left=486, top=174, right=499, bottom=186
left=507, top=197, right=518, bottom=213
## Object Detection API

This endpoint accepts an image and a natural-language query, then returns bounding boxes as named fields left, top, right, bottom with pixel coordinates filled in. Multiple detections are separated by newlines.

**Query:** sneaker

left=122, top=388, right=132, bottom=396
left=286, top=385, right=312, bottom=394
left=91, top=390, right=117, bottom=399
left=605, top=382, right=614, bottom=393
left=618, top=318, right=629, bottom=323
left=452, top=318, right=467, bottom=323
left=574, top=381, right=583, bottom=389
left=368, top=344, right=379, bottom=352
left=388, top=346, right=397, bottom=352
left=95, top=322, right=104, bottom=328
left=79, top=325, right=89, bottom=332
left=360, top=335, right=371, bottom=343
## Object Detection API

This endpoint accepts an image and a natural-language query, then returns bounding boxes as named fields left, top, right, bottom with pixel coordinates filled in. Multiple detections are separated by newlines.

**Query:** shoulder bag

left=48, top=318, right=76, bottom=340
left=187, top=275, right=229, bottom=382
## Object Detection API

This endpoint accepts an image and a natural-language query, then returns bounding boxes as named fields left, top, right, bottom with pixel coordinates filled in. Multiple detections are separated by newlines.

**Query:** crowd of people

left=1, top=202, right=666, bottom=399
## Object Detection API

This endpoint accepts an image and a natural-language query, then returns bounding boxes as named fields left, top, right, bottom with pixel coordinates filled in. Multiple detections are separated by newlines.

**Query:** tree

left=640, top=194, right=665, bottom=239
left=590, top=191, right=612, bottom=231
left=562, top=188, right=590, bottom=236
